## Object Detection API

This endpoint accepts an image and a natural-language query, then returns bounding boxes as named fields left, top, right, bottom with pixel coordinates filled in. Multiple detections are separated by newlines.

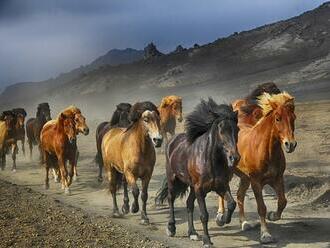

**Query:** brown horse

left=158, top=95, right=183, bottom=149
left=218, top=92, right=297, bottom=244
left=102, top=101, right=162, bottom=224
left=12, top=108, right=27, bottom=157
left=43, top=105, right=89, bottom=181
left=40, top=111, right=77, bottom=194
left=0, top=111, right=17, bottom=171
left=26, top=103, right=51, bottom=160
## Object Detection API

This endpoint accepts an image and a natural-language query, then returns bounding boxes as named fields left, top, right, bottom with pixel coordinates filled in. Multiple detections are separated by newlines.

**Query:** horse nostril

left=285, top=141, right=290, bottom=148
left=229, top=155, right=234, bottom=162
left=293, top=141, right=297, bottom=148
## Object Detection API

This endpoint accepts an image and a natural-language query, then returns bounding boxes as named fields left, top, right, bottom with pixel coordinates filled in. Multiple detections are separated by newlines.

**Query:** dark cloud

left=0, top=0, right=328, bottom=88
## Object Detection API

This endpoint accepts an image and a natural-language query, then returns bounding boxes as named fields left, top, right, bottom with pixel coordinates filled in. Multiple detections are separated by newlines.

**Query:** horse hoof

left=112, top=211, right=122, bottom=218
left=140, top=218, right=150, bottom=225
left=166, top=227, right=175, bottom=237
left=64, top=188, right=71, bottom=195
left=97, top=177, right=103, bottom=182
left=122, top=204, right=130, bottom=215
left=260, top=232, right=276, bottom=244
left=267, top=211, right=280, bottom=221
left=203, top=244, right=213, bottom=248
left=241, top=221, right=253, bottom=231
left=131, top=203, right=139, bottom=213
left=12, top=169, right=17, bottom=173
left=44, top=184, right=49, bottom=190
left=54, top=178, right=60, bottom=183
left=215, top=213, right=225, bottom=227
left=189, top=234, right=200, bottom=241
left=73, top=175, right=78, bottom=182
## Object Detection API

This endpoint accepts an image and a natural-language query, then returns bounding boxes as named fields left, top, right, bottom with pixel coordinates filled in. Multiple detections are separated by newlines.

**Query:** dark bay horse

left=156, top=98, right=240, bottom=248
left=26, top=103, right=51, bottom=160
left=102, top=101, right=162, bottom=224
left=40, top=111, right=77, bottom=194
left=218, top=92, right=297, bottom=244
left=0, top=111, right=17, bottom=171
left=95, top=103, right=131, bottom=181
left=12, top=108, right=27, bottom=156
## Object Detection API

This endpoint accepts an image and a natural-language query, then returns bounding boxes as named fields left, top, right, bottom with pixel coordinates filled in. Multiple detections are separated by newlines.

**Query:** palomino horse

left=0, top=111, right=17, bottom=171
left=102, top=101, right=162, bottom=224
left=158, top=95, right=183, bottom=150
left=26, top=103, right=51, bottom=160
left=95, top=103, right=131, bottom=181
left=156, top=98, right=240, bottom=248
left=12, top=108, right=27, bottom=157
left=216, top=82, right=281, bottom=223
left=40, top=111, right=77, bottom=194
left=218, top=92, right=297, bottom=244
left=43, top=105, right=89, bottom=182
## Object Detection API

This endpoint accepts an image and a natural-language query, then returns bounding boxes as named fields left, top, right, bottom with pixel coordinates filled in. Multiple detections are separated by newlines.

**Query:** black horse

left=95, top=103, right=131, bottom=181
left=156, top=98, right=240, bottom=248
left=12, top=108, right=27, bottom=157
left=26, top=103, right=51, bottom=160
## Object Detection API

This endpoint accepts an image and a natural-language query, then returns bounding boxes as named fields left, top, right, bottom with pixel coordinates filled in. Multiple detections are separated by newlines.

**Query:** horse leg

left=125, top=170, right=139, bottom=214
left=21, top=138, right=25, bottom=157
left=251, top=181, right=275, bottom=244
left=267, top=178, right=287, bottom=222
left=44, top=152, right=50, bottom=190
left=187, top=186, right=199, bottom=240
left=107, top=167, right=121, bottom=217
left=73, top=149, right=79, bottom=182
left=11, top=144, right=18, bottom=172
left=28, top=140, right=33, bottom=160
left=58, top=157, right=70, bottom=195
left=0, top=151, right=5, bottom=170
left=121, top=176, right=130, bottom=215
left=216, top=190, right=236, bottom=226
left=96, top=151, right=103, bottom=182
left=140, top=176, right=151, bottom=225
left=237, top=177, right=252, bottom=231
left=196, top=190, right=212, bottom=247
left=166, top=179, right=176, bottom=237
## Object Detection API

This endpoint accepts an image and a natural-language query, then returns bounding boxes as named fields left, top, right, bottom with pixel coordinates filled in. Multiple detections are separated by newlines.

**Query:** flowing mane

left=159, top=95, right=182, bottom=108
left=58, top=105, right=81, bottom=119
left=257, top=92, right=294, bottom=116
left=185, top=98, right=236, bottom=144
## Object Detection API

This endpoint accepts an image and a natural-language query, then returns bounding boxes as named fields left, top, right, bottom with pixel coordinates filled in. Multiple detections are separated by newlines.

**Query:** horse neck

left=253, top=113, right=281, bottom=159
left=128, top=121, right=151, bottom=153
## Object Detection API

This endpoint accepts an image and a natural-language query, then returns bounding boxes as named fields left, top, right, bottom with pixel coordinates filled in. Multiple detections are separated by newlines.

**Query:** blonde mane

left=257, top=92, right=294, bottom=116
left=159, top=95, right=182, bottom=108
left=57, top=105, right=81, bottom=119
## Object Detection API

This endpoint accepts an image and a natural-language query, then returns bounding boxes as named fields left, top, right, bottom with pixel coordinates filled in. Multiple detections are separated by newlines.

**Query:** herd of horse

left=0, top=82, right=297, bottom=247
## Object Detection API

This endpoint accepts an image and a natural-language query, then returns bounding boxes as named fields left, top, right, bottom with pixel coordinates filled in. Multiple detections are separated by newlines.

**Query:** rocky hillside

left=1, top=2, right=330, bottom=118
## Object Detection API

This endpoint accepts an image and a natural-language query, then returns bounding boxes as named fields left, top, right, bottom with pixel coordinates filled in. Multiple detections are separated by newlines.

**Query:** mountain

left=1, top=2, right=330, bottom=118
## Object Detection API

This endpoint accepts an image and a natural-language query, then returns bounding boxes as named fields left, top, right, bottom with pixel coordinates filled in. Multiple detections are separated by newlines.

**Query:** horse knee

left=132, top=186, right=139, bottom=198
left=200, top=211, right=209, bottom=223
left=141, top=191, right=148, bottom=202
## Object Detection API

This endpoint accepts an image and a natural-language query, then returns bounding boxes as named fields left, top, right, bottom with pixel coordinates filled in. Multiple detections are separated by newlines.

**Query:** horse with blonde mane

left=102, top=101, right=162, bottom=224
left=218, top=91, right=297, bottom=244
left=158, top=95, right=183, bottom=149
left=40, top=109, right=79, bottom=194
left=43, top=105, right=89, bottom=182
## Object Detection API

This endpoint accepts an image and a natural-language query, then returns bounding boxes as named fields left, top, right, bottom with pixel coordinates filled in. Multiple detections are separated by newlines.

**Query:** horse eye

left=276, top=117, right=281, bottom=122
left=143, top=118, right=149, bottom=123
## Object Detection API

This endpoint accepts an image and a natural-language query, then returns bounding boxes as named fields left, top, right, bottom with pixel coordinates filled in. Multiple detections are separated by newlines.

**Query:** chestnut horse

left=43, top=105, right=89, bottom=181
left=12, top=108, right=27, bottom=157
left=102, top=101, right=162, bottom=224
left=40, top=111, right=77, bottom=194
left=158, top=95, right=183, bottom=150
left=0, top=111, right=17, bottom=171
left=26, top=103, right=51, bottom=160
left=95, top=103, right=131, bottom=181
left=155, top=98, right=240, bottom=248
left=218, top=92, right=297, bottom=244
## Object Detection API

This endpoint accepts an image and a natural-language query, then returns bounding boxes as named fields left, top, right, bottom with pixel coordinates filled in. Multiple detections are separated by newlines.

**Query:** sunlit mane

left=159, top=95, right=182, bottom=108
left=57, top=105, right=81, bottom=119
left=257, top=92, right=294, bottom=116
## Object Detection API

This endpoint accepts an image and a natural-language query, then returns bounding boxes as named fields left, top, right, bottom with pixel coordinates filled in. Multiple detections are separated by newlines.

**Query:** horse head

left=37, top=103, right=51, bottom=121
left=74, top=112, right=89, bottom=136
left=258, top=92, right=297, bottom=153
left=12, top=108, right=27, bottom=129
left=0, top=110, right=17, bottom=131
left=160, top=96, right=183, bottom=122
left=59, top=113, right=76, bottom=144
left=110, top=103, right=132, bottom=128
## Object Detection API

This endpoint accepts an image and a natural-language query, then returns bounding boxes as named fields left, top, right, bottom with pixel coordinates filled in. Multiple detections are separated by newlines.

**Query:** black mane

left=36, top=102, right=50, bottom=118
left=0, top=110, right=16, bottom=121
left=185, top=98, right=236, bottom=144
left=109, top=103, right=132, bottom=127
left=12, top=108, right=27, bottom=117
left=128, top=101, right=159, bottom=123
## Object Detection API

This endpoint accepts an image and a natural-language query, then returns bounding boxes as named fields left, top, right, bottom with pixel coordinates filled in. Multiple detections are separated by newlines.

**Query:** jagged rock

left=193, top=43, right=200, bottom=49
left=173, top=45, right=186, bottom=53
left=144, top=43, right=163, bottom=59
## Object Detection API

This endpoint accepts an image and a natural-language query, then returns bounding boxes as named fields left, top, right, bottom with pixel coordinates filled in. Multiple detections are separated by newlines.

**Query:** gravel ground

left=0, top=179, right=165, bottom=248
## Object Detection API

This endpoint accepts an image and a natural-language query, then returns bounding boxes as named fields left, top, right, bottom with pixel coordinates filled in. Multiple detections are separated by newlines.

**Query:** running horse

left=43, top=106, right=89, bottom=182
left=102, top=101, right=162, bottom=224
left=0, top=111, right=17, bottom=171
left=158, top=95, right=183, bottom=150
left=156, top=98, right=240, bottom=248
left=40, top=110, right=77, bottom=194
left=12, top=108, right=27, bottom=156
left=26, top=103, right=51, bottom=160
left=218, top=92, right=297, bottom=244
left=95, top=103, right=131, bottom=181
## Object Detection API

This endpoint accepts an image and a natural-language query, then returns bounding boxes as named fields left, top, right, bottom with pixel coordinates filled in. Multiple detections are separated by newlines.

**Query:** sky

left=0, top=0, right=328, bottom=88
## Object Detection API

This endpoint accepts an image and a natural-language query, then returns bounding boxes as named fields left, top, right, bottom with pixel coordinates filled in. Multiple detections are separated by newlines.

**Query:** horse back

left=96, top=122, right=110, bottom=153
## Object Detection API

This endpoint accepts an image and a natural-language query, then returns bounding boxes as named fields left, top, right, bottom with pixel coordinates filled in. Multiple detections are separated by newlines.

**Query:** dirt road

left=0, top=101, right=329, bottom=248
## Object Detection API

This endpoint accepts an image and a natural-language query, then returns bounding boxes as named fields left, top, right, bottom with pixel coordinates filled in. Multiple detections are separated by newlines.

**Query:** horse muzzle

left=152, top=136, right=163, bottom=148
left=284, top=140, right=297, bottom=153
left=177, top=116, right=183, bottom=123
left=82, top=127, right=89, bottom=136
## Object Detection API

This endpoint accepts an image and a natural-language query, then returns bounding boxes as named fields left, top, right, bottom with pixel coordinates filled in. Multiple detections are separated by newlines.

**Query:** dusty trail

left=0, top=101, right=329, bottom=248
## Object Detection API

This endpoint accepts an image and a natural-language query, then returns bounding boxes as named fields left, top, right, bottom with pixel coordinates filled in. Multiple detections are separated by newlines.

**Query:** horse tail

left=155, top=177, right=188, bottom=205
